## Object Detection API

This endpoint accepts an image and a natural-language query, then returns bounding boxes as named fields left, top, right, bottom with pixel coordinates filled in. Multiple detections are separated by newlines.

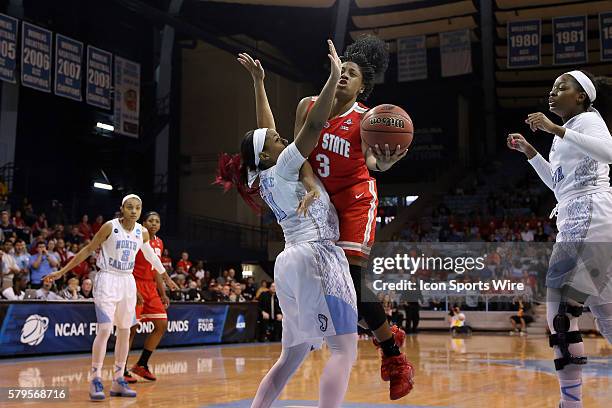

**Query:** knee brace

left=549, top=302, right=587, bottom=370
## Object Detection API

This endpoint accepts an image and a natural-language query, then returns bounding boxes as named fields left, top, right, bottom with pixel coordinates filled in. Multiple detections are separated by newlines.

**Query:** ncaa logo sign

left=236, top=314, right=246, bottom=331
left=20, top=315, right=49, bottom=346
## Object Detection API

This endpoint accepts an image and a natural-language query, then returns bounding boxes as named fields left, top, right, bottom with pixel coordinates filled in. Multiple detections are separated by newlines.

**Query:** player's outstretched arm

left=237, top=53, right=276, bottom=130
left=294, top=40, right=341, bottom=158
left=43, top=222, right=112, bottom=282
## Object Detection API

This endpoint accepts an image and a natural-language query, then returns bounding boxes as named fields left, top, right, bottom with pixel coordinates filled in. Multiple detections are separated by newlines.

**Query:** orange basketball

left=361, top=104, right=414, bottom=152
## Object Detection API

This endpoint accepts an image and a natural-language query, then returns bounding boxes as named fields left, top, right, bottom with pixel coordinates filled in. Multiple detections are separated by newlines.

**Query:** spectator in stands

left=11, top=209, right=25, bottom=230
left=217, top=269, right=229, bottom=285
left=52, top=224, right=65, bottom=240
left=258, top=282, right=282, bottom=342
left=55, top=238, right=69, bottom=267
left=13, top=239, right=30, bottom=276
left=31, top=214, right=48, bottom=235
left=200, top=281, right=217, bottom=302
left=0, top=211, right=15, bottom=239
left=91, top=215, right=104, bottom=235
left=36, top=279, right=62, bottom=300
left=78, top=214, right=92, bottom=239
left=46, top=240, right=60, bottom=271
left=219, top=285, right=231, bottom=302
left=28, top=241, right=58, bottom=289
left=227, top=268, right=238, bottom=283
left=61, top=277, right=82, bottom=300
left=185, top=280, right=201, bottom=301
left=80, top=278, right=94, bottom=299
left=193, top=261, right=206, bottom=280
left=255, top=279, right=269, bottom=300
left=2, top=240, right=20, bottom=289
left=22, top=198, right=35, bottom=225
left=70, top=255, right=97, bottom=280
left=47, top=200, right=67, bottom=226
left=160, top=248, right=172, bottom=271
left=520, top=223, right=534, bottom=242
left=2, top=274, right=27, bottom=300
left=64, top=225, right=83, bottom=245
left=229, top=285, right=247, bottom=302
left=243, top=277, right=256, bottom=301
left=533, top=224, right=548, bottom=242
left=175, top=274, right=187, bottom=290
left=176, top=251, right=192, bottom=273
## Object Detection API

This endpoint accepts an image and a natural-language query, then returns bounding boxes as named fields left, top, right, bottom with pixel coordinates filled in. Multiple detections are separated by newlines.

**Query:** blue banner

left=600, top=12, right=612, bottom=62
left=507, top=20, right=541, bottom=68
left=0, top=13, right=18, bottom=84
left=86, top=46, right=112, bottom=109
left=0, top=302, right=257, bottom=356
left=553, top=15, right=587, bottom=65
left=21, top=22, right=52, bottom=92
left=54, top=34, right=83, bottom=101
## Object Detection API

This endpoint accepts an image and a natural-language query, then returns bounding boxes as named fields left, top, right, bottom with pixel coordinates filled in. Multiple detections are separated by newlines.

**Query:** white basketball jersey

left=258, top=142, right=339, bottom=246
left=97, top=218, right=144, bottom=274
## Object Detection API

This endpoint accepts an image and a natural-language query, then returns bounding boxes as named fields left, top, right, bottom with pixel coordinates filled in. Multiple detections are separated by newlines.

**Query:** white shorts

left=549, top=191, right=612, bottom=306
left=274, top=241, right=358, bottom=348
left=93, top=271, right=137, bottom=329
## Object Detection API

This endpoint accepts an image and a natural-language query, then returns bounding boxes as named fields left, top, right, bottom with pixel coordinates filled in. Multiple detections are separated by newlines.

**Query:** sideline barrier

left=0, top=301, right=258, bottom=357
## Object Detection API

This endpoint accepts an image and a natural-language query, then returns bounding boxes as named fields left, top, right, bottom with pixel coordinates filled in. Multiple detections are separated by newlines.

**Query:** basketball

left=360, top=104, right=414, bottom=151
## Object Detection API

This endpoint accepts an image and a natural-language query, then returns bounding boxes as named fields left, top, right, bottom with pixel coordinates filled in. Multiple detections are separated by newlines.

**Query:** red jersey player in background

left=124, top=211, right=178, bottom=382
left=238, top=35, right=413, bottom=400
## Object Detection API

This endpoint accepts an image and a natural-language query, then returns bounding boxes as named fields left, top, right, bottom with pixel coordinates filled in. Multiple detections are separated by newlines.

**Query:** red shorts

left=330, top=179, right=378, bottom=259
left=135, top=280, right=167, bottom=321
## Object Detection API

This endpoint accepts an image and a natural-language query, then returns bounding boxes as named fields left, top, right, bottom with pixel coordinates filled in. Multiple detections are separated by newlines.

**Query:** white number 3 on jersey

left=316, top=153, right=330, bottom=178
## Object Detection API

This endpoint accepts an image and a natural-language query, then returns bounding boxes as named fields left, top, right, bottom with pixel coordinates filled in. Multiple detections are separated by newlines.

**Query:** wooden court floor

left=0, top=334, right=610, bottom=407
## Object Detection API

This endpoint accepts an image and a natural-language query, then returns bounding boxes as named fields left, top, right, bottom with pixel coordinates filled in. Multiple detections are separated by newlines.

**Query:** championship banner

left=114, top=56, right=141, bottom=137
left=0, top=302, right=258, bottom=356
left=439, top=29, right=472, bottom=77
left=553, top=15, right=587, bottom=65
left=0, top=13, right=18, bottom=83
left=397, top=35, right=427, bottom=82
left=600, top=12, right=612, bottom=62
left=54, top=34, right=83, bottom=101
left=86, top=45, right=112, bottom=110
left=21, top=22, right=51, bottom=92
left=507, top=20, right=541, bottom=68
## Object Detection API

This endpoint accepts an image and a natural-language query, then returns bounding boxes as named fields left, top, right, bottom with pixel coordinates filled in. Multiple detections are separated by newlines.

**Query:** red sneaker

left=382, top=353, right=415, bottom=400
left=131, top=364, right=157, bottom=381
left=373, top=325, right=406, bottom=381
left=123, top=371, right=137, bottom=384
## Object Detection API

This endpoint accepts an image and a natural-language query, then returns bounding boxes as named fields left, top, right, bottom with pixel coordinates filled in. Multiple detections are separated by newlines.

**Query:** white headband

left=566, top=70, right=596, bottom=102
left=247, top=128, right=268, bottom=188
left=122, top=194, right=142, bottom=206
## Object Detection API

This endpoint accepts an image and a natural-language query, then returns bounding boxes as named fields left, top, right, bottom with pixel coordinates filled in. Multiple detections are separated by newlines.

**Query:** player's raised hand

left=297, top=189, right=320, bottom=217
left=237, top=53, right=265, bottom=82
left=525, top=112, right=559, bottom=134
left=327, top=40, right=341, bottom=80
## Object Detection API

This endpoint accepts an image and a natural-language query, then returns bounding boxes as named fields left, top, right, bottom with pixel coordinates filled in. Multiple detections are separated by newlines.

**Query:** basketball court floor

left=0, top=333, right=610, bottom=407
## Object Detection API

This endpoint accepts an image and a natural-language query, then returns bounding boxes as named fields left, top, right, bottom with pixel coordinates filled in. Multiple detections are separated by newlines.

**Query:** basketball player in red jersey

left=124, top=211, right=178, bottom=382
left=238, top=35, right=413, bottom=400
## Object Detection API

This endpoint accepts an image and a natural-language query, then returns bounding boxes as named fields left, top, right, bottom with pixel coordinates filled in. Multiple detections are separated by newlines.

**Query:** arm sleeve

left=527, top=153, right=554, bottom=191
left=275, top=142, right=307, bottom=181
left=141, top=242, right=166, bottom=274
left=563, top=114, right=612, bottom=163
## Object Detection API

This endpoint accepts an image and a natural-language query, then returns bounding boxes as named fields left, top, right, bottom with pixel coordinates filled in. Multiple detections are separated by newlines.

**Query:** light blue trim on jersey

left=324, top=295, right=357, bottom=335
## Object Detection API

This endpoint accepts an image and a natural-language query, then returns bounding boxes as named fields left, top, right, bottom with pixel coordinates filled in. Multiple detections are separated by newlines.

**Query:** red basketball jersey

left=306, top=98, right=372, bottom=195
left=133, top=236, right=164, bottom=281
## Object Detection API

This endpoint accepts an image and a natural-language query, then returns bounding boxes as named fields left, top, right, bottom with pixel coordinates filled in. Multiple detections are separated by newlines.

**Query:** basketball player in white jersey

left=218, top=40, right=357, bottom=408
left=44, top=194, right=167, bottom=401
left=508, top=70, right=612, bottom=408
